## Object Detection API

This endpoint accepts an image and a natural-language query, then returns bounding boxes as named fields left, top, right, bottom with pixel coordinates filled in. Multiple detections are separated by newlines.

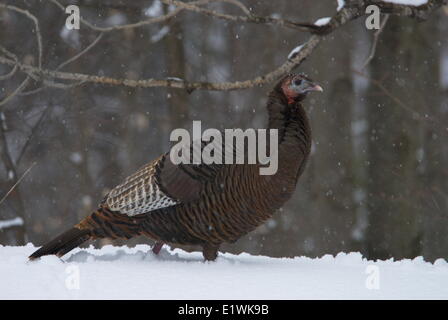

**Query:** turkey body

left=29, top=74, right=316, bottom=261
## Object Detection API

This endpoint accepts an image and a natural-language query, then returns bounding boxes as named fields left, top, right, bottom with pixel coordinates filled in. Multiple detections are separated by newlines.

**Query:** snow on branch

left=314, top=17, right=332, bottom=26
left=0, top=0, right=446, bottom=95
left=288, top=45, right=305, bottom=60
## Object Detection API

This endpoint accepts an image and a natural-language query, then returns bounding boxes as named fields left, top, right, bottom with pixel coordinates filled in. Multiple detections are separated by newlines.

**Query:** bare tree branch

left=0, top=35, right=321, bottom=92
left=0, top=4, right=42, bottom=69
left=161, top=0, right=320, bottom=32
left=47, top=0, right=230, bottom=32
left=0, top=0, right=445, bottom=94
left=19, top=34, right=102, bottom=96
left=0, top=4, right=43, bottom=109
left=48, top=0, right=319, bottom=33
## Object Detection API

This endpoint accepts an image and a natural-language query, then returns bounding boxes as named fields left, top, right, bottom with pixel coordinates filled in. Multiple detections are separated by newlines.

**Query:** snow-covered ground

left=1, top=244, right=447, bottom=299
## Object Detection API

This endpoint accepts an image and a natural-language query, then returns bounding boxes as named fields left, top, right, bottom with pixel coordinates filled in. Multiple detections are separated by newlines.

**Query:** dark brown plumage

left=29, top=73, right=322, bottom=261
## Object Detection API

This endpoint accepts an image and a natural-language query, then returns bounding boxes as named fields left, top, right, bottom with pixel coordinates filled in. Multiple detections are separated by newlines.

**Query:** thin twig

left=0, top=4, right=42, bottom=69
left=0, top=162, right=36, bottom=207
left=19, top=34, right=102, bottom=96
left=362, top=14, right=389, bottom=69
left=352, top=69, right=437, bottom=123
left=47, top=0, right=215, bottom=32
left=57, top=33, right=103, bottom=71
left=0, top=76, right=31, bottom=107
left=219, top=0, right=252, bottom=16
left=16, top=105, right=53, bottom=166
left=0, top=45, right=18, bottom=60
left=161, top=0, right=320, bottom=32
left=0, top=46, right=18, bottom=80
left=0, top=4, right=43, bottom=107
left=0, top=64, right=18, bottom=81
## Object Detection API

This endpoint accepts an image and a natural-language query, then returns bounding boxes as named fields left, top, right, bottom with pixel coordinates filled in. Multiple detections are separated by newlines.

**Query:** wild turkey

left=29, top=73, right=322, bottom=261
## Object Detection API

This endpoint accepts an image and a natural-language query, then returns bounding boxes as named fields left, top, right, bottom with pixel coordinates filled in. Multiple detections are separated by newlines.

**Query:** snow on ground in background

left=0, top=217, right=24, bottom=230
left=381, top=0, right=428, bottom=5
left=1, top=244, right=448, bottom=299
left=337, top=0, right=345, bottom=11
left=314, top=17, right=331, bottom=26
left=144, top=0, right=163, bottom=17
left=151, top=26, right=170, bottom=43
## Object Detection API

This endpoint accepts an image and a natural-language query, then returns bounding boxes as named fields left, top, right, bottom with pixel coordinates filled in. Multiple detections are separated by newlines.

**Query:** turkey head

left=280, top=73, right=323, bottom=104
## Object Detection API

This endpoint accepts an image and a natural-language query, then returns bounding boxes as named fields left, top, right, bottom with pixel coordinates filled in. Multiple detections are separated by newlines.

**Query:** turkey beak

left=305, top=82, right=323, bottom=93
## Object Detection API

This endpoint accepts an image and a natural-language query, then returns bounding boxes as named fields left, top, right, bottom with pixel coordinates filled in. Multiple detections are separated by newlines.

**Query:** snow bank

left=1, top=244, right=448, bottom=299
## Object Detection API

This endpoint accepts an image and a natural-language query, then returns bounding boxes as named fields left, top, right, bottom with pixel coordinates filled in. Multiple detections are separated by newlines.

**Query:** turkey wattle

left=29, top=73, right=322, bottom=261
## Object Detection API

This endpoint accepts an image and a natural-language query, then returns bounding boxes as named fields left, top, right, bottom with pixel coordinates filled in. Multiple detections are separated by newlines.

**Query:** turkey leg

left=202, top=243, right=220, bottom=261
left=152, top=241, right=164, bottom=255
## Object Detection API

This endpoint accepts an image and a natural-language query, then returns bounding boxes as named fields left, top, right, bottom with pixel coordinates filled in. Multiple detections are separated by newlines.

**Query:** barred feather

left=106, top=155, right=178, bottom=216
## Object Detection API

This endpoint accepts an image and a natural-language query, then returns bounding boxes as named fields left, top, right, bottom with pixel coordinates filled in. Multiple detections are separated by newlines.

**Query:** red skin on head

left=281, top=78, right=300, bottom=105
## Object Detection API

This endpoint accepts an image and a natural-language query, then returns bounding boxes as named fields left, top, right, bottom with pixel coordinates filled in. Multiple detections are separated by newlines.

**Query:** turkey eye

left=293, top=79, right=302, bottom=86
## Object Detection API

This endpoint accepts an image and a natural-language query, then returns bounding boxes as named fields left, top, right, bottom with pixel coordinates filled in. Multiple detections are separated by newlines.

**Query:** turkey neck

left=266, top=90, right=312, bottom=185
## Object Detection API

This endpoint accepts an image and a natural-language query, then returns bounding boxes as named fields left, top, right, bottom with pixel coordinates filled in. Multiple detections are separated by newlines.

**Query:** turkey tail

left=29, top=227, right=91, bottom=260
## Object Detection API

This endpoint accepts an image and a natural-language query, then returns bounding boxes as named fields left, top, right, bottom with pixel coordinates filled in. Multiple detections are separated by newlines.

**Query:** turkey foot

left=202, top=243, right=220, bottom=261
left=152, top=242, right=164, bottom=255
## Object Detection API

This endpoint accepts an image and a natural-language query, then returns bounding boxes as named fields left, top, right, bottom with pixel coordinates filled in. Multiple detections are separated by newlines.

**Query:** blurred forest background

left=0, top=0, right=447, bottom=262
